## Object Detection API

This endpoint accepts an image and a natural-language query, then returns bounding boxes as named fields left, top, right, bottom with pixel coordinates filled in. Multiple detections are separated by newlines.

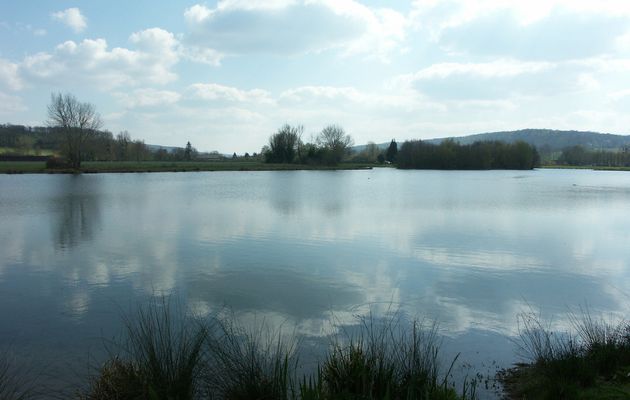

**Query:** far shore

left=3, top=160, right=630, bottom=174
left=0, top=160, right=376, bottom=174
left=539, top=164, right=630, bottom=171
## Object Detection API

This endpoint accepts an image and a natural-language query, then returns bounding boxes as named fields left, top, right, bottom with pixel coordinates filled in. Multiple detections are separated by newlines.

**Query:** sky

left=2, top=0, right=630, bottom=153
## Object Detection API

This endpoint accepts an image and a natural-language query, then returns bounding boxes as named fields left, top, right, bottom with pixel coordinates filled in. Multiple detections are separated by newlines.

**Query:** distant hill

left=146, top=144, right=182, bottom=153
left=428, top=129, right=630, bottom=151
left=354, top=129, right=630, bottom=153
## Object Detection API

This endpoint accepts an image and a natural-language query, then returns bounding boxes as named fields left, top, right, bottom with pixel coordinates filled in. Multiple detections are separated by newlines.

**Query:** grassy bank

left=499, top=311, right=630, bottom=399
left=0, top=161, right=375, bottom=174
left=541, top=164, right=630, bottom=171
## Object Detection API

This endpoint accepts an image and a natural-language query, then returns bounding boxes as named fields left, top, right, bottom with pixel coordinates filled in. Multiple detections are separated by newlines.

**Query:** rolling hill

left=354, top=129, right=630, bottom=153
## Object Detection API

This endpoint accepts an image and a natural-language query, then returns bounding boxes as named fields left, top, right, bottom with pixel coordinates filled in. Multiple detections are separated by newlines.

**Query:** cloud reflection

left=1, top=170, right=630, bottom=369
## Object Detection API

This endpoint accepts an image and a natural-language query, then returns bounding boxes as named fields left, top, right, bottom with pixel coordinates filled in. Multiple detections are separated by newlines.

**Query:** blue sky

left=2, top=0, right=630, bottom=153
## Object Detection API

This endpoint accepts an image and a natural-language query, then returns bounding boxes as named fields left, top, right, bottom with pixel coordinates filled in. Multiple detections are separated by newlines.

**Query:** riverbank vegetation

left=3, top=301, right=630, bottom=399
left=4, top=300, right=475, bottom=400
left=79, top=303, right=474, bottom=400
left=500, top=310, right=630, bottom=399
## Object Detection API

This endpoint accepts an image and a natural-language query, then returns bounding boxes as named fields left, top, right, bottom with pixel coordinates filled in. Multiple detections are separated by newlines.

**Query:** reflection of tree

left=53, top=176, right=101, bottom=249
left=269, top=172, right=299, bottom=215
left=268, top=171, right=347, bottom=216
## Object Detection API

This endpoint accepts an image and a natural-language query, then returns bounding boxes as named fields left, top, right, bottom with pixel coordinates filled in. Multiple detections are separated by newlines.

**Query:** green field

left=0, top=160, right=375, bottom=174
left=0, top=147, right=56, bottom=156
left=541, top=164, right=630, bottom=171
left=0, top=161, right=48, bottom=173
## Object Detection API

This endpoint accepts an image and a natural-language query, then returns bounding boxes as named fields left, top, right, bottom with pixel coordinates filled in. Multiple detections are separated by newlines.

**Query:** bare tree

left=316, top=124, right=354, bottom=164
left=47, top=92, right=102, bottom=169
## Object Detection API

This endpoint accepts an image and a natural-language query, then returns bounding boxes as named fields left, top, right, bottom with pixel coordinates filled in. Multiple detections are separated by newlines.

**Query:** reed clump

left=500, top=309, right=630, bottom=399
left=80, top=303, right=474, bottom=400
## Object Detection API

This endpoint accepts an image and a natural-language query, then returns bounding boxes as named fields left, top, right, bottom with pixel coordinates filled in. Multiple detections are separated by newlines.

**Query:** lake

left=1, top=168, right=629, bottom=397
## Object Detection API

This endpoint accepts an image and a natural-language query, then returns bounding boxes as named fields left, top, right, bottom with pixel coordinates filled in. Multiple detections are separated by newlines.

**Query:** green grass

left=0, top=162, right=47, bottom=173
left=499, top=310, right=630, bottom=399
left=541, top=164, right=630, bottom=171
left=0, top=160, right=374, bottom=174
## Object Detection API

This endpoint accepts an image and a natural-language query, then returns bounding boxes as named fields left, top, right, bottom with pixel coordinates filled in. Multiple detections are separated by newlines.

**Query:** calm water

left=1, top=168, right=630, bottom=396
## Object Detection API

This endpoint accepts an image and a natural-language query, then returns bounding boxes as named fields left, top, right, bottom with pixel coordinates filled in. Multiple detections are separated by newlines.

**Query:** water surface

left=1, top=169, right=629, bottom=396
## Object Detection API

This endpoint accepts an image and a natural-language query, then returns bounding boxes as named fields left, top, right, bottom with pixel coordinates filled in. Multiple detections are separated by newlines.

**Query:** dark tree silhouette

left=385, top=139, right=398, bottom=163
left=185, top=141, right=193, bottom=161
left=265, top=124, right=303, bottom=163
left=397, top=140, right=539, bottom=170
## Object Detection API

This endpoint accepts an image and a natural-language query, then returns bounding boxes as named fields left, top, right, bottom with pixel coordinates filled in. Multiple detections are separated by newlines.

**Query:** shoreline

left=540, top=164, right=630, bottom=171
left=3, top=161, right=630, bottom=175
left=0, top=161, right=376, bottom=174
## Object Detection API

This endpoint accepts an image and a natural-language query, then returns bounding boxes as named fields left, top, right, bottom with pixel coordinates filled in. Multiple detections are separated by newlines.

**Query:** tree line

left=2, top=92, right=550, bottom=170
left=397, top=139, right=540, bottom=170
left=557, top=145, right=630, bottom=167
left=1, top=93, right=210, bottom=167
left=0, top=122, right=192, bottom=165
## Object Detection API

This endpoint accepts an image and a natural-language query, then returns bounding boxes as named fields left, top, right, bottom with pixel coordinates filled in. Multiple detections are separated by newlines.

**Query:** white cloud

left=0, top=58, right=22, bottom=90
left=189, top=83, right=273, bottom=104
left=19, top=28, right=180, bottom=89
left=411, top=0, right=630, bottom=30
left=181, top=46, right=223, bottom=66
left=410, top=1, right=630, bottom=61
left=183, top=1, right=407, bottom=61
left=115, top=88, right=182, bottom=108
left=405, top=60, right=553, bottom=80
left=51, top=8, right=87, bottom=33
left=390, top=59, right=619, bottom=101
left=279, top=85, right=424, bottom=110
left=0, top=92, right=26, bottom=114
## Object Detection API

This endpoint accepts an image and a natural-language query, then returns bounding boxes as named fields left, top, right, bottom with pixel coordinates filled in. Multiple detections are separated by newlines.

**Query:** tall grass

left=504, top=309, right=630, bottom=398
left=202, top=317, right=297, bottom=400
left=0, top=350, right=34, bottom=400
left=80, top=300, right=475, bottom=400
left=83, top=298, right=207, bottom=400
left=310, top=313, right=470, bottom=400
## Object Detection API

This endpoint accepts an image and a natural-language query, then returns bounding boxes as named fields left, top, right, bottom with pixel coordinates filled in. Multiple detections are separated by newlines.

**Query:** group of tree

left=1, top=93, right=207, bottom=167
left=557, top=145, right=630, bottom=167
left=397, top=139, right=540, bottom=170
left=263, top=124, right=354, bottom=165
